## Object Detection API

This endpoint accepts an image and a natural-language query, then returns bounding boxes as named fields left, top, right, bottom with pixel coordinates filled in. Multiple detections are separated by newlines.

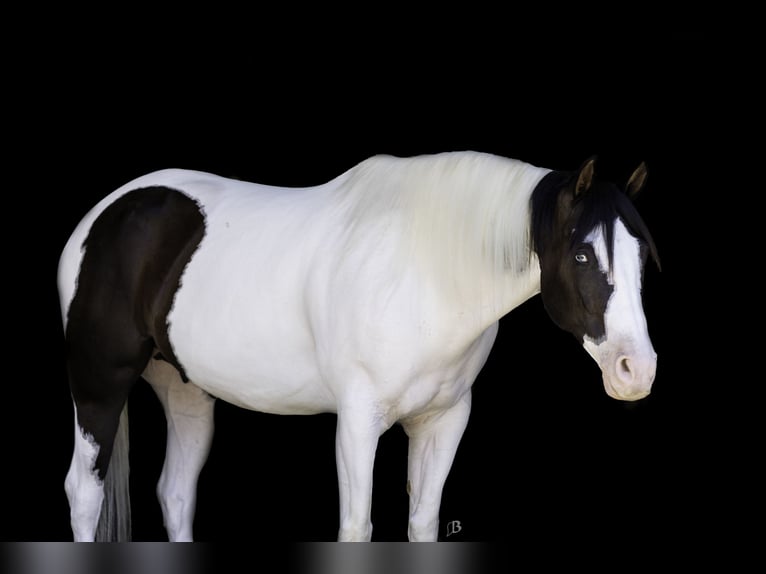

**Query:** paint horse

left=58, top=152, right=660, bottom=542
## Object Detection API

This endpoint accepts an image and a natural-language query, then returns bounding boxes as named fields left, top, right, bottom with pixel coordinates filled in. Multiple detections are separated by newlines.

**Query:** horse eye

left=575, top=252, right=588, bottom=264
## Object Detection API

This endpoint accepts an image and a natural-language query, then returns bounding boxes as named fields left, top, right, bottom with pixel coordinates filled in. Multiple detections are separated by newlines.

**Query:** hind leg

left=65, top=401, right=108, bottom=541
left=64, top=331, right=149, bottom=541
left=65, top=382, right=138, bottom=541
left=143, top=356, right=216, bottom=542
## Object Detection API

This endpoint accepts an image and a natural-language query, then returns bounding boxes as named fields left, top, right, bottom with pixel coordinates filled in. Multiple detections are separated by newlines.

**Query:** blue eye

left=575, top=252, right=588, bottom=264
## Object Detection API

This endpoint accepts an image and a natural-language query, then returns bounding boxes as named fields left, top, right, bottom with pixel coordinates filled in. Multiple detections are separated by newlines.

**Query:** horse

left=57, top=151, right=660, bottom=542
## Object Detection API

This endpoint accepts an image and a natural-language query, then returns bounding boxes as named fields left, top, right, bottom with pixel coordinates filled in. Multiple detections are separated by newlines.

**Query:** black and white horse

left=57, top=152, right=659, bottom=541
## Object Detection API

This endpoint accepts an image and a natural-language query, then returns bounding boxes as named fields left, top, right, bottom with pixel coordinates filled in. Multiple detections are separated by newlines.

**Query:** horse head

left=532, top=157, right=660, bottom=401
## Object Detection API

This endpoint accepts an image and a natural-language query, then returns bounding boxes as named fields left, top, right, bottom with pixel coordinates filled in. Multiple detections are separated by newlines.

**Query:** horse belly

left=165, top=222, right=336, bottom=415
left=180, top=362, right=334, bottom=416
left=167, top=305, right=334, bottom=415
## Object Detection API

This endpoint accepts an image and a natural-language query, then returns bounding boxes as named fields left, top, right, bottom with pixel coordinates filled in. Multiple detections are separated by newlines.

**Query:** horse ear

left=575, top=156, right=597, bottom=197
left=625, top=161, right=648, bottom=199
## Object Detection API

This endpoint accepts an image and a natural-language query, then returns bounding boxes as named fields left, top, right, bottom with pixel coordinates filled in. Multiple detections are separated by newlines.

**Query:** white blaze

left=582, top=219, right=657, bottom=401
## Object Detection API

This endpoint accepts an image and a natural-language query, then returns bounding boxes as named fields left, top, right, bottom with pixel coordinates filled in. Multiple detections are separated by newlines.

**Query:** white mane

left=335, top=151, right=550, bottom=309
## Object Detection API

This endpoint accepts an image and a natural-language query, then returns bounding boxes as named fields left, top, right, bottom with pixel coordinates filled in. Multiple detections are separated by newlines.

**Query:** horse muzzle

left=602, top=349, right=657, bottom=401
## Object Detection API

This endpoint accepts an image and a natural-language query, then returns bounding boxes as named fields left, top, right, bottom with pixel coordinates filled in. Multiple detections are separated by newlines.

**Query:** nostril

left=617, top=356, right=633, bottom=381
left=610, top=354, right=655, bottom=400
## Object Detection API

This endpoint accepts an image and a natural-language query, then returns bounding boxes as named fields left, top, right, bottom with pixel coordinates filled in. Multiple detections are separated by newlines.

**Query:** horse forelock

left=531, top=171, right=660, bottom=273
left=575, top=182, right=660, bottom=273
left=338, top=152, right=550, bottom=298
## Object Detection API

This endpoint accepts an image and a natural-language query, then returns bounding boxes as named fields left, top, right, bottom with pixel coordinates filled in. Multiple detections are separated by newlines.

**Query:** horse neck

left=445, top=249, right=543, bottom=329
left=373, top=152, right=549, bottom=325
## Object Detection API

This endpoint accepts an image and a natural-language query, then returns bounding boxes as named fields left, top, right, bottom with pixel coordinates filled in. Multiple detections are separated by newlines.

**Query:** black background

left=4, top=20, right=745, bottom=551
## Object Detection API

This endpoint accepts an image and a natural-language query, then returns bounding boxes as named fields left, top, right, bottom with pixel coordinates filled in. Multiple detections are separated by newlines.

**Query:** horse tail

left=95, top=403, right=132, bottom=542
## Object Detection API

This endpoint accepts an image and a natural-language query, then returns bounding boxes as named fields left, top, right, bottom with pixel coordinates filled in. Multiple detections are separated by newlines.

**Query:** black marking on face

left=530, top=166, right=658, bottom=344
left=568, top=238, right=613, bottom=342
left=65, top=186, right=205, bottom=476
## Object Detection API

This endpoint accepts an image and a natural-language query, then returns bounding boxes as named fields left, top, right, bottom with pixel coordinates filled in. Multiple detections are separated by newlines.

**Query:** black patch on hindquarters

left=65, top=186, right=205, bottom=476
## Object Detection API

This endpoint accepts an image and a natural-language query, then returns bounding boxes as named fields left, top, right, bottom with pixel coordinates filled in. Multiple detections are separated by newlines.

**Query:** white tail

left=95, top=404, right=132, bottom=541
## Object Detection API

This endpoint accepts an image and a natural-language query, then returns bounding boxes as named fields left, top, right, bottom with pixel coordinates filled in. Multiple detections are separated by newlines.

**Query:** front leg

left=335, top=394, right=386, bottom=541
left=402, top=392, right=471, bottom=541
